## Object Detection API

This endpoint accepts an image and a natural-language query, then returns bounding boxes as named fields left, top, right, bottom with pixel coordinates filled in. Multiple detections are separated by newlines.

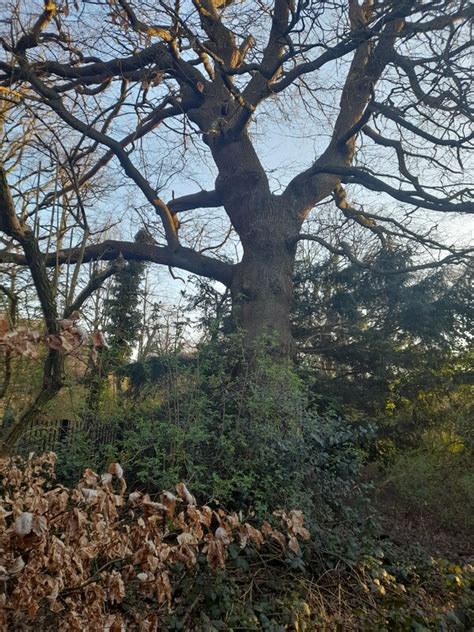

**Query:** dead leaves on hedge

left=0, top=315, right=105, bottom=359
left=0, top=452, right=310, bottom=630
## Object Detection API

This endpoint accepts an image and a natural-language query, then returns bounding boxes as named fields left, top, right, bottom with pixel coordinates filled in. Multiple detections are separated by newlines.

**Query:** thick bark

left=227, top=193, right=300, bottom=355
left=231, top=245, right=296, bottom=355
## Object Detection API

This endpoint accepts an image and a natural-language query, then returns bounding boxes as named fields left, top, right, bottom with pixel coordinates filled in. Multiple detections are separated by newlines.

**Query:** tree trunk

left=208, top=135, right=302, bottom=357
left=231, top=246, right=296, bottom=355
left=230, top=205, right=299, bottom=356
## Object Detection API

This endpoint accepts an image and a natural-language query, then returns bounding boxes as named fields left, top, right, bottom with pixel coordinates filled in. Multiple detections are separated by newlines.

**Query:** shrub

left=2, top=454, right=472, bottom=631
left=56, top=340, right=375, bottom=557
left=0, top=452, right=310, bottom=631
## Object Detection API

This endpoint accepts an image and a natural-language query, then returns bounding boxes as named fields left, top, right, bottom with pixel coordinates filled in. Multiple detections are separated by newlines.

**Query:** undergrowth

left=1, top=453, right=473, bottom=631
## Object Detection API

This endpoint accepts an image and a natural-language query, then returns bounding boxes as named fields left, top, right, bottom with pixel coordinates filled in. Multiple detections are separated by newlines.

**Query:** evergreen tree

left=293, top=249, right=473, bottom=419
left=103, top=260, right=146, bottom=370
left=83, top=257, right=145, bottom=424
left=188, top=246, right=472, bottom=423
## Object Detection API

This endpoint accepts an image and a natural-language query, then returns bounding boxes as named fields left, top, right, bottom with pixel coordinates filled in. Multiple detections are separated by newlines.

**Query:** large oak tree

left=0, top=0, right=473, bottom=358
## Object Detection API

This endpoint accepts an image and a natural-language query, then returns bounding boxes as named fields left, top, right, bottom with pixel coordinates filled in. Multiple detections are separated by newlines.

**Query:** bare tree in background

left=0, top=0, right=472, bottom=360
left=0, top=90, right=122, bottom=449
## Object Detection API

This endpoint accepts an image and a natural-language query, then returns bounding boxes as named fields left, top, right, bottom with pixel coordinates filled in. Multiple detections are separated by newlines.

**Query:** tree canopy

left=0, top=0, right=472, bottom=355
left=0, top=0, right=472, bottom=449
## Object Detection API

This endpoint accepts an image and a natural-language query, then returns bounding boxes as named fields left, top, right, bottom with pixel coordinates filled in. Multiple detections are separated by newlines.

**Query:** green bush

left=53, top=338, right=375, bottom=556
left=54, top=428, right=97, bottom=484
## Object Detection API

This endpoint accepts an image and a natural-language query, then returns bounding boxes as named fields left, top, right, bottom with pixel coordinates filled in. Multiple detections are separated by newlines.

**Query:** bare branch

left=294, top=233, right=472, bottom=275
left=302, top=165, right=474, bottom=214
left=168, top=189, right=222, bottom=213
left=0, top=239, right=234, bottom=287
left=64, top=259, right=123, bottom=318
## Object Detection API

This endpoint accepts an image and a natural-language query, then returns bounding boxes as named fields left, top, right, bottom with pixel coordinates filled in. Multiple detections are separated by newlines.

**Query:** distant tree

left=0, top=164, right=123, bottom=449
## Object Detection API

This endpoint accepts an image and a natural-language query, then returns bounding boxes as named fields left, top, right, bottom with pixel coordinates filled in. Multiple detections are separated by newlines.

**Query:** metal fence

left=13, top=416, right=122, bottom=455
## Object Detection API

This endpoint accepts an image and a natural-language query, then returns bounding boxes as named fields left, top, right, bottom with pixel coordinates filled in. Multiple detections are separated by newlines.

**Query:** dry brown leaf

left=261, top=521, right=273, bottom=537
left=137, top=572, right=150, bottom=582
left=161, top=491, right=177, bottom=518
left=215, top=526, right=230, bottom=545
left=176, top=482, right=196, bottom=505
left=108, top=462, right=124, bottom=479
left=32, top=514, right=48, bottom=537
left=15, top=512, right=33, bottom=537
left=128, top=491, right=141, bottom=505
left=142, top=497, right=167, bottom=514
left=93, top=331, right=109, bottom=349
left=177, top=532, right=197, bottom=546
left=101, top=473, right=113, bottom=486
left=106, top=570, right=126, bottom=604
left=81, top=488, right=99, bottom=503
left=155, top=571, right=172, bottom=604
left=288, top=535, right=300, bottom=555
left=7, top=556, right=25, bottom=576
left=206, top=540, right=226, bottom=570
